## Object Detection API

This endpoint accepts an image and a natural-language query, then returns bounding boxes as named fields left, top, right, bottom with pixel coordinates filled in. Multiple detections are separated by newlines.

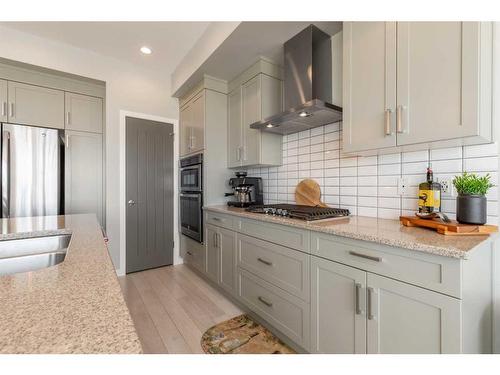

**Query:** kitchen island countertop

left=204, top=205, right=496, bottom=259
left=0, top=214, right=142, bottom=354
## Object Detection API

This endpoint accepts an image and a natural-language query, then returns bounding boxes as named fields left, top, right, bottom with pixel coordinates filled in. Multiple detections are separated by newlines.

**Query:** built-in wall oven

left=179, top=153, right=203, bottom=243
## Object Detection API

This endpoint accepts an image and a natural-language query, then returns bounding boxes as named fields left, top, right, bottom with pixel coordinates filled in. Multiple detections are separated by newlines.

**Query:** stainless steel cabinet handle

left=187, top=251, right=193, bottom=256
left=211, top=217, right=222, bottom=222
left=257, top=257, right=273, bottom=266
left=9, top=102, right=14, bottom=117
left=236, top=147, right=241, bottom=161
left=355, top=283, right=362, bottom=315
left=242, top=146, right=247, bottom=161
left=258, top=296, right=273, bottom=307
left=384, top=108, right=393, bottom=136
left=66, top=112, right=71, bottom=125
left=396, top=105, right=403, bottom=133
left=128, top=200, right=136, bottom=206
left=349, top=251, right=382, bottom=262
left=2, top=131, right=10, bottom=218
left=1, top=102, right=6, bottom=117
left=367, top=287, right=375, bottom=320
left=213, top=232, right=217, bottom=247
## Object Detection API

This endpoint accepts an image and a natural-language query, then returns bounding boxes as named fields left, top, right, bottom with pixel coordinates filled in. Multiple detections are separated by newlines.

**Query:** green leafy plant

left=452, top=172, right=493, bottom=196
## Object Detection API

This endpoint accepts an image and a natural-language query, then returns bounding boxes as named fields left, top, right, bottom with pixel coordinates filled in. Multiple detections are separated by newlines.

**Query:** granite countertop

left=204, top=206, right=496, bottom=259
left=0, top=214, right=142, bottom=354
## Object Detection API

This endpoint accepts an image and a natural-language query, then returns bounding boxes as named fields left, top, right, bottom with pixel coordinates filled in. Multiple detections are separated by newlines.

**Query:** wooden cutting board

left=295, top=179, right=328, bottom=207
left=400, top=215, right=498, bottom=236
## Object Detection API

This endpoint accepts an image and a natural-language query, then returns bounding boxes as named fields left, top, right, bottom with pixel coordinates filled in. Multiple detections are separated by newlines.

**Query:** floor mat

left=201, top=314, right=296, bottom=354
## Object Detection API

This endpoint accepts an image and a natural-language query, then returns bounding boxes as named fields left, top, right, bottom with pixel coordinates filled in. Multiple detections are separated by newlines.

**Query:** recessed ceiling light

left=140, top=46, right=152, bottom=55
left=266, top=124, right=274, bottom=128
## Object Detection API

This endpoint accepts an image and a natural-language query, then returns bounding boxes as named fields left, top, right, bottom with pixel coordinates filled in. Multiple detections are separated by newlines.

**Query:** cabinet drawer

left=238, top=268, right=310, bottom=349
left=237, top=218, right=310, bottom=253
left=205, top=211, right=234, bottom=230
left=311, top=233, right=461, bottom=298
left=181, top=235, right=206, bottom=273
left=237, top=234, right=310, bottom=301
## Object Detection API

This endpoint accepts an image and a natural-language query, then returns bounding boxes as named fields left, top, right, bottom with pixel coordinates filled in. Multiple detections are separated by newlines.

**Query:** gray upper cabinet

left=0, top=79, right=7, bottom=122
left=7, top=81, right=65, bottom=129
left=228, top=59, right=283, bottom=168
left=65, top=92, right=103, bottom=133
left=65, top=130, right=103, bottom=225
left=366, top=273, right=461, bottom=354
left=311, top=256, right=367, bottom=354
left=179, top=90, right=205, bottom=156
left=343, top=22, right=494, bottom=153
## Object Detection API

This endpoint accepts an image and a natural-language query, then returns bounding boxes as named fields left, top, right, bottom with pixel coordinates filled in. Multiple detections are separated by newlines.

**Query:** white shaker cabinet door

left=179, top=102, right=192, bottom=156
left=396, top=22, right=481, bottom=145
left=227, top=88, right=243, bottom=168
left=189, top=91, right=205, bottom=154
left=343, top=22, right=397, bottom=152
left=65, top=92, right=103, bottom=133
left=8, top=81, right=65, bottom=129
left=0, top=80, right=7, bottom=122
left=366, top=273, right=461, bottom=354
left=65, top=130, right=104, bottom=225
left=311, top=257, right=367, bottom=354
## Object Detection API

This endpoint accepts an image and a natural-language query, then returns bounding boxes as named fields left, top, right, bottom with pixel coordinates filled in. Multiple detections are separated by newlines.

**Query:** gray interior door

left=126, top=117, right=174, bottom=273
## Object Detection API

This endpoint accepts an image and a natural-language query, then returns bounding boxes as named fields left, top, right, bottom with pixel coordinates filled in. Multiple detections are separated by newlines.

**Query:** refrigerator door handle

left=2, top=130, right=11, bottom=218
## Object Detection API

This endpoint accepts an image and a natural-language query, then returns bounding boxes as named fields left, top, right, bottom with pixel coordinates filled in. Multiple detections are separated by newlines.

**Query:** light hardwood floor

left=118, top=264, right=243, bottom=354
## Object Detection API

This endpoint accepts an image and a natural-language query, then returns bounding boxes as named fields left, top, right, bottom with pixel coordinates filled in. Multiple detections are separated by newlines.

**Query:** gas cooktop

left=246, top=204, right=350, bottom=221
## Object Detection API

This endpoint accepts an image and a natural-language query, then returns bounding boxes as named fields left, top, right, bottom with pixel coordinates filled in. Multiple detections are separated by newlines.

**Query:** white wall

left=0, top=25, right=178, bottom=269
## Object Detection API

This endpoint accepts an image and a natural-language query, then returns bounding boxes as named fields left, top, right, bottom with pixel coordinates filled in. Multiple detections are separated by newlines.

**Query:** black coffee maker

left=225, top=172, right=264, bottom=207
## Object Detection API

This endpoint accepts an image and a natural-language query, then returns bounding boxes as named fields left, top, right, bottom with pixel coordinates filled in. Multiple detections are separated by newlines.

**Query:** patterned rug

left=201, top=314, right=296, bottom=354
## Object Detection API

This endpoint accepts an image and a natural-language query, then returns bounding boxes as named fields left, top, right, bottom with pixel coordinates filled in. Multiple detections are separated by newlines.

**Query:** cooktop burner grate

left=246, top=204, right=350, bottom=221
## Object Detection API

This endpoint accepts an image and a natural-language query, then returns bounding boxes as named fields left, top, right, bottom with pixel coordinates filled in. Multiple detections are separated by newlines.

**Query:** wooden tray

left=400, top=215, right=498, bottom=236
left=295, top=179, right=327, bottom=207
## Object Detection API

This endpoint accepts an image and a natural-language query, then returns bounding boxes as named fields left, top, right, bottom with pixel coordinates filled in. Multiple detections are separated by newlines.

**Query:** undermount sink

left=0, top=234, right=71, bottom=276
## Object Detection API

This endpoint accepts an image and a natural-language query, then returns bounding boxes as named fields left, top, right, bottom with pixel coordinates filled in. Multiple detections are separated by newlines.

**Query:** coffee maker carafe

left=225, top=171, right=263, bottom=207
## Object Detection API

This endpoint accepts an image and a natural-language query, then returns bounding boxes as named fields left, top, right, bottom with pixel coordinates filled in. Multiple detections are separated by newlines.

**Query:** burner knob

left=281, top=209, right=289, bottom=217
left=276, top=208, right=283, bottom=215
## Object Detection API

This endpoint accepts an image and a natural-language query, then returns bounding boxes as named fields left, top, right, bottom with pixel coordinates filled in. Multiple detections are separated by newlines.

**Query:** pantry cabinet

left=65, top=92, right=103, bottom=133
left=7, top=81, right=65, bottom=129
left=343, top=22, right=494, bottom=153
left=0, top=79, right=7, bottom=122
left=228, top=59, right=283, bottom=168
left=65, top=130, right=104, bottom=225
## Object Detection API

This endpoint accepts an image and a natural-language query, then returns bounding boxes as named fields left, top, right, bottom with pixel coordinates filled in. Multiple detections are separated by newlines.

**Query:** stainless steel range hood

left=250, top=25, right=342, bottom=135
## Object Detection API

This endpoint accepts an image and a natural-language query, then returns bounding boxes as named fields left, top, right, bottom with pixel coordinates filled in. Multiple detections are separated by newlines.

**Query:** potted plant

left=452, top=172, right=493, bottom=225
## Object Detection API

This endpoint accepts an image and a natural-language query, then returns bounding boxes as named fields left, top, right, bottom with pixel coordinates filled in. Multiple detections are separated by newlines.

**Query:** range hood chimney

left=250, top=25, right=342, bottom=135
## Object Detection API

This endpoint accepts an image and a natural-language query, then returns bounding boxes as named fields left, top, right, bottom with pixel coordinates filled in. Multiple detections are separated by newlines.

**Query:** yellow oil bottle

left=418, top=167, right=441, bottom=213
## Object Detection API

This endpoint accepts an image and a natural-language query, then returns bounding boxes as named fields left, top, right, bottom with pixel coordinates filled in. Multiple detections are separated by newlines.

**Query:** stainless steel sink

left=0, top=234, right=71, bottom=276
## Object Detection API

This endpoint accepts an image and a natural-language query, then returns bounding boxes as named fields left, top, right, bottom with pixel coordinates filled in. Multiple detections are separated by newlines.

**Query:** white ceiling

left=1, top=22, right=211, bottom=73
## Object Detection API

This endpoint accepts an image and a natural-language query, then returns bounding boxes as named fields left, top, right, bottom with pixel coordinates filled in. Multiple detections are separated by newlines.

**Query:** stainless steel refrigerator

left=1, top=123, right=64, bottom=218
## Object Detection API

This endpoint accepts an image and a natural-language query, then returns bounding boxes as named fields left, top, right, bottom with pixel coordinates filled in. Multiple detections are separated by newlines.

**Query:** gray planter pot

left=456, top=194, right=487, bottom=225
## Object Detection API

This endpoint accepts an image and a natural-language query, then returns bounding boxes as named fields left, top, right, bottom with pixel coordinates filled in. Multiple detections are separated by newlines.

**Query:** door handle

left=355, top=283, right=362, bottom=315
left=128, top=199, right=136, bottom=206
left=349, top=251, right=382, bottom=262
left=384, top=108, right=393, bottom=136
left=367, top=287, right=375, bottom=320
left=258, top=296, right=273, bottom=307
left=396, top=105, right=404, bottom=133
left=257, top=257, right=273, bottom=266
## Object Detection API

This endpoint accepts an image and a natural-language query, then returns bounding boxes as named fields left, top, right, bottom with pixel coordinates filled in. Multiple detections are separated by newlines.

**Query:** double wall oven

left=179, top=153, right=203, bottom=243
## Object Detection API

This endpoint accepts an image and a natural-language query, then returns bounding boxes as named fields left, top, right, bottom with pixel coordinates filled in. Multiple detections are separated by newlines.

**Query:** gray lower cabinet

left=366, top=273, right=461, bottom=354
left=65, top=130, right=103, bottom=225
left=311, top=256, right=367, bottom=353
left=7, top=81, right=65, bottom=129
left=205, top=223, right=237, bottom=294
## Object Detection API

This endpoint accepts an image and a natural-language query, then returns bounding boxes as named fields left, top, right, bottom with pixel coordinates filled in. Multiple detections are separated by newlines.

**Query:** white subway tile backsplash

left=257, top=122, right=498, bottom=222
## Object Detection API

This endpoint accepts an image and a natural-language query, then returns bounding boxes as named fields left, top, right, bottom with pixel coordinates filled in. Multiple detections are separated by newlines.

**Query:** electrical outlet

left=398, top=177, right=408, bottom=196
left=438, top=178, right=455, bottom=197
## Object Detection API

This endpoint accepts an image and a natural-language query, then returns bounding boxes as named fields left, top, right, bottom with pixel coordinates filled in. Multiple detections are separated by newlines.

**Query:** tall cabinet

left=343, top=22, right=494, bottom=153
left=228, top=59, right=283, bottom=168
left=64, top=93, right=104, bottom=225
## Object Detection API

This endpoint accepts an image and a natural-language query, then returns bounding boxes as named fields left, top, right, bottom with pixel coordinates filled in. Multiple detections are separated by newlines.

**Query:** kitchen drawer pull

left=355, top=283, right=362, bottom=315
left=367, top=287, right=375, bottom=320
left=257, top=296, right=273, bottom=307
left=349, top=251, right=382, bottom=262
left=187, top=251, right=193, bottom=256
left=211, top=217, right=222, bottom=222
left=257, top=257, right=273, bottom=266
